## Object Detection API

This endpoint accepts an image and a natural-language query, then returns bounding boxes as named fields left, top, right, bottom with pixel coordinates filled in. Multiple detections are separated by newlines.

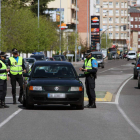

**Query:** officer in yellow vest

left=79, top=50, right=98, bottom=108
left=7, top=48, right=26, bottom=104
left=0, top=52, right=10, bottom=108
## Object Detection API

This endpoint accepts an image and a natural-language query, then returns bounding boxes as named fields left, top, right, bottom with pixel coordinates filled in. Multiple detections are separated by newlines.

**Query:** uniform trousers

left=85, top=75, right=96, bottom=104
left=10, top=74, right=23, bottom=98
left=0, top=80, right=7, bottom=101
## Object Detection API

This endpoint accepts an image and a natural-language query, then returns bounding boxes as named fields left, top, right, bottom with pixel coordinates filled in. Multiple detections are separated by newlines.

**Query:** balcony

left=71, top=18, right=79, bottom=24
left=71, top=4, right=79, bottom=11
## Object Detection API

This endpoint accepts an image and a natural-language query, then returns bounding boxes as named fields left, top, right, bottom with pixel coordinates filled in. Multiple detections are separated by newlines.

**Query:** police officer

left=0, top=52, right=10, bottom=108
left=7, top=48, right=26, bottom=104
left=79, top=50, right=98, bottom=108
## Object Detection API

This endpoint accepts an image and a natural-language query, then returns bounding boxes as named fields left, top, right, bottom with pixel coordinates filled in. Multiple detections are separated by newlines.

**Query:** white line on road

left=0, top=109, right=22, bottom=128
left=7, top=87, right=20, bottom=89
left=6, top=96, right=19, bottom=99
left=115, top=75, right=133, bottom=104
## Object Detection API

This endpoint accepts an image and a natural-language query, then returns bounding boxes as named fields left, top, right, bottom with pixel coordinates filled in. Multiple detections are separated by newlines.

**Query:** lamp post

left=87, top=0, right=88, bottom=48
left=38, top=0, right=39, bottom=50
left=59, top=0, right=61, bottom=55
left=0, top=0, right=1, bottom=51
left=75, top=0, right=77, bottom=62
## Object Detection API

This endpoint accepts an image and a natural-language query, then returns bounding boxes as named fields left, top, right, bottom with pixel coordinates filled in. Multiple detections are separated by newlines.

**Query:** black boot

left=18, top=95, right=23, bottom=104
left=13, top=95, right=16, bottom=104
left=89, top=100, right=96, bottom=108
left=1, top=100, right=9, bottom=108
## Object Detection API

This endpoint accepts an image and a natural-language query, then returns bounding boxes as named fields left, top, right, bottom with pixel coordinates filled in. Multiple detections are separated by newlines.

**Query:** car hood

left=28, top=79, right=83, bottom=86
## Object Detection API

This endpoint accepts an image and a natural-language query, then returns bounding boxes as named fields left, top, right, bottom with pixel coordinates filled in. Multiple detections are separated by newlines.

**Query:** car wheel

left=76, top=102, right=84, bottom=110
left=138, top=79, right=140, bottom=89
left=26, top=96, right=34, bottom=109
left=23, top=96, right=26, bottom=107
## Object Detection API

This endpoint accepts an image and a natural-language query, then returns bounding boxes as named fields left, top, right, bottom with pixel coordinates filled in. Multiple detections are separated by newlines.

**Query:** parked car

left=30, top=54, right=46, bottom=61
left=53, top=55, right=67, bottom=61
left=91, top=51, right=104, bottom=68
left=127, top=51, right=136, bottom=61
left=23, top=58, right=29, bottom=72
left=23, top=61, right=84, bottom=110
left=132, top=58, right=140, bottom=79
left=25, top=58, right=36, bottom=69
left=46, top=57, right=55, bottom=61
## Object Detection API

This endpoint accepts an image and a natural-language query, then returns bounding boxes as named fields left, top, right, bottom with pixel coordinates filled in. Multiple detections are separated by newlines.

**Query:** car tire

left=101, top=65, right=104, bottom=68
left=76, top=102, right=84, bottom=110
left=26, top=96, right=34, bottom=109
left=138, top=79, right=140, bottom=89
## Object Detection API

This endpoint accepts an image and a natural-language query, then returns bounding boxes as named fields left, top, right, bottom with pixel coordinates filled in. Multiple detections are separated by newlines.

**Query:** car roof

left=91, top=51, right=102, bottom=54
left=34, top=61, right=72, bottom=66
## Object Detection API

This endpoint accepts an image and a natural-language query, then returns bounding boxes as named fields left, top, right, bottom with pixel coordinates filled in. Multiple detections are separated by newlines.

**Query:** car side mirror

left=78, top=74, right=85, bottom=78
left=132, top=62, right=136, bottom=65
left=23, top=73, right=30, bottom=77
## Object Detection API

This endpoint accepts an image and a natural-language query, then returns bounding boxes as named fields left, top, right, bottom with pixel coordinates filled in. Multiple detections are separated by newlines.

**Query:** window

left=103, top=2, right=108, bottom=5
left=109, top=33, right=113, bottom=37
left=109, top=2, right=113, bottom=6
left=109, top=17, right=113, bottom=23
left=115, top=26, right=119, bottom=31
left=121, top=33, right=123, bottom=37
left=139, top=17, right=140, bottom=21
left=109, top=25, right=113, bottom=31
left=115, top=17, right=119, bottom=23
left=121, top=18, right=124, bottom=23
left=138, top=45, right=140, bottom=48
left=116, top=10, right=119, bottom=15
left=116, top=2, right=119, bottom=7
left=135, top=17, right=138, bottom=21
left=115, top=33, right=119, bottom=38
left=138, top=32, right=140, bottom=35
left=121, top=10, right=124, bottom=15
left=131, top=17, right=133, bottom=21
left=138, top=25, right=140, bottom=28
left=103, top=25, right=107, bottom=31
left=96, top=0, right=100, bottom=5
left=103, top=10, right=107, bottom=13
left=96, top=8, right=100, bottom=13
left=130, top=25, right=133, bottom=28
left=121, top=2, right=124, bottom=7
left=135, top=25, right=138, bottom=28
left=109, top=10, right=113, bottom=15
left=103, top=17, right=107, bottom=23
left=138, top=38, right=140, bottom=42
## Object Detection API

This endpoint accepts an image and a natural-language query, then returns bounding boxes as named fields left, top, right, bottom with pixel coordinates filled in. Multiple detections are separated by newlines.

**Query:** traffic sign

left=78, top=46, right=81, bottom=50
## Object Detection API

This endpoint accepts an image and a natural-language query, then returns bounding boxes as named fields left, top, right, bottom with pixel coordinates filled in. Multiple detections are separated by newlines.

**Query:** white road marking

left=6, top=96, right=19, bottom=99
left=0, top=109, right=22, bottom=128
left=7, top=87, right=20, bottom=89
left=115, top=75, right=133, bottom=104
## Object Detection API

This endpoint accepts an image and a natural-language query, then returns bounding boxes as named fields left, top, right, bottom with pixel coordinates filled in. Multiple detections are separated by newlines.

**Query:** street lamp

left=38, top=0, right=39, bottom=50
left=59, top=0, right=61, bottom=55
left=75, top=0, right=77, bottom=62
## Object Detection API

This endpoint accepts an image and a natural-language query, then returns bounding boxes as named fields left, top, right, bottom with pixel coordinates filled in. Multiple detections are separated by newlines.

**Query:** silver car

left=91, top=51, right=104, bottom=68
left=25, top=58, right=36, bottom=69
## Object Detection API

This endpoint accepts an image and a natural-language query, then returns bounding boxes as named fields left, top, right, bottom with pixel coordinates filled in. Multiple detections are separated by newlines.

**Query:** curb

left=84, top=91, right=113, bottom=102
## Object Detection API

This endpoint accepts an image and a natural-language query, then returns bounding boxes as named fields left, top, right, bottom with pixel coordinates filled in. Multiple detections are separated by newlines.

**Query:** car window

left=92, top=54, right=102, bottom=59
left=26, top=59, right=35, bottom=63
left=128, top=53, right=135, bottom=55
left=32, top=65, right=76, bottom=78
left=30, top=55, right=45, bottom=60
left=53, top=57, right=61, bottom=61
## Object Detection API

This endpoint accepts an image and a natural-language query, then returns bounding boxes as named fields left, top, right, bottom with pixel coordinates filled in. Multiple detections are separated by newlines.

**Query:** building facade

left=130, top=8, right=140, bottom=51
left=95, top=0, right=130, bottom=50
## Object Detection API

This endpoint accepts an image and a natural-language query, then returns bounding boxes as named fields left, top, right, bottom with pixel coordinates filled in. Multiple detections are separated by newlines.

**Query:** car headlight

left=70, top=86, right=83, bottom=91
left=29, top=86, right=42, bottom=91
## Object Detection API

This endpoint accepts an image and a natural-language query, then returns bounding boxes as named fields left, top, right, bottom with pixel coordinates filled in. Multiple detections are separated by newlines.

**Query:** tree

left=20, top=0, right=55, bottom=16
left=101, top=33, right=112, bottom=49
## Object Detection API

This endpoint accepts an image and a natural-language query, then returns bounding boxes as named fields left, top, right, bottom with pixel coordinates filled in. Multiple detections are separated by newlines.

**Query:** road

left=1, top=59, right=140, bottom=140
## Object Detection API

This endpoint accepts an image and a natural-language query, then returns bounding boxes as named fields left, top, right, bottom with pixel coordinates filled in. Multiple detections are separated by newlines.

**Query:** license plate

left=48, top=93, right=66, bottom=98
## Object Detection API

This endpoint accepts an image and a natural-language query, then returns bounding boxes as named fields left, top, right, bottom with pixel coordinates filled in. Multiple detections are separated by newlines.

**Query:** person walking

left=0, top=52, right=10, bottom=108
left=7, top=48, right=26, bottom=104
left=79, top=50, right=98, bottom=108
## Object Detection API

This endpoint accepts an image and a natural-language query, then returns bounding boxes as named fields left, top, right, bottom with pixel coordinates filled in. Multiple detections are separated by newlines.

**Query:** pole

left=87, top=0, right=88, bottom=47
left=75, top=0, right=77, bottom=62
left=59, top=0, right=61, bottom=55
left=38, top=0, right=39, bottom=50
left=0, top=0, right=1, bottom=51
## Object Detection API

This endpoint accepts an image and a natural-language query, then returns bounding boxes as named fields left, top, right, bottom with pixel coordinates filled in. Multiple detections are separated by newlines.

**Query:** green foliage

left=20, top=0, right=55, bottom=16
left=101, top=33, right=112, bottom=49
left=1, top=0, right=59, bottom=53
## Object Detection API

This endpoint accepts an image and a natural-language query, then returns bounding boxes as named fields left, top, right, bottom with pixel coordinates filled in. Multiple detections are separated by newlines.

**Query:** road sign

left=78, top=46, right=81, bottom=50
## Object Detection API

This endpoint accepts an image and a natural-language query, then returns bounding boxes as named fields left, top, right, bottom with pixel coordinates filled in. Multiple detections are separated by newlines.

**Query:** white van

left=127, top=51, right=136, bottom=61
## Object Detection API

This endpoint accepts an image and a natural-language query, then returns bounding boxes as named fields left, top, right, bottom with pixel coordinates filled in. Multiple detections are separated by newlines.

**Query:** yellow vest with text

left=0, top=60, right=7, bottom=80
left=84, top=57, right=96, bottom=74
left=9, top=56, right=23, bottom=75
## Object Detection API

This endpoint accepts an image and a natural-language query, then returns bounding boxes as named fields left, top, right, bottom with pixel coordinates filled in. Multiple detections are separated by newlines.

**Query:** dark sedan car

left=23, top=61, right=84, bottom=110
left=132, top=57, right=140, bottom=79
left=30, top=54, right=46, bottom=61
left=53, top=55, right=67, bottom=61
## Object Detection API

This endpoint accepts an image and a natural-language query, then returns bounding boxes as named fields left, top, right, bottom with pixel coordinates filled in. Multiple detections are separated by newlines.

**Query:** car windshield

left=32, top=65, right=76, bottom=78
left=26, top=59, right=35, bottom=63
left=30, top=55, right=45, bottom=60
left=128, top=53, right=135, bottom=55
left=92, top=54, right=102, bottom=59
left=54, top=57, right=61, bottom=61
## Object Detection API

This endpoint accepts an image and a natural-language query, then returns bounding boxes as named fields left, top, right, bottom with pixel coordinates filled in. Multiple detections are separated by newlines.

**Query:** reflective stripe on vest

left=0, top=60, right=7, bottom=80
left=84, top=57, right=96, bottom=74
left=9, top=56, right=23, bottom=75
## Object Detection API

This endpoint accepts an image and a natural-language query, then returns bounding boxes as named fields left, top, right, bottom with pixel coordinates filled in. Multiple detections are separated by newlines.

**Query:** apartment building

left=95, top=0, right=130, bottom=49
left=130, top=8, right=140, bottom=51
left=47, top=0, right=78, bottom=26
left=128, top=0, right=138, bottom=6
